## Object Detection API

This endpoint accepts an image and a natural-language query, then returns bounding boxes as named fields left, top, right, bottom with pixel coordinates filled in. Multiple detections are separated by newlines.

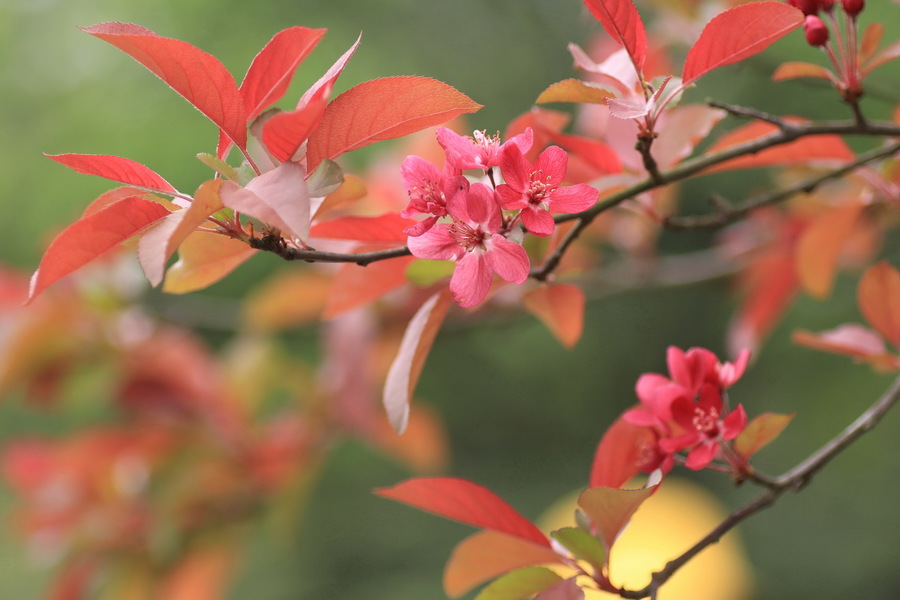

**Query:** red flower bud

left=818, top=0, right=835, bottom=11
left=803, top=15, right=829, bottom=47
left=788, top=0, right=821, bottom=15
left=841, top=0, right=864, bottom=16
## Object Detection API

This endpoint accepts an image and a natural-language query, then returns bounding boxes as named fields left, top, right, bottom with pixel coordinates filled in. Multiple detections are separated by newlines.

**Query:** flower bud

left=841, top=0, right=864, bottom=16
left=818, top=0, right=835, bottom=11
left=803, top=15, right=829, bottom=47
left=788, top=0, right=820, bottom=15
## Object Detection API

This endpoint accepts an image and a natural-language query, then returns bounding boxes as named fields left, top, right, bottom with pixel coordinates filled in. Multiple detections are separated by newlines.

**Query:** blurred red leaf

left=589, top=418, right=658, bottom=489
left=444, top=531, right=562, bottom=598
left=795, top=200, right=864, bottom=299
left=163, top=230, right=257, bottom=294
left=582, top=0, right=648, bottom=71
left=323, top=252, right=414, bottom=319
left=29, top=197, right=170, bottom=301
left=46, top=153, right=175, bottom=193
left=82, top=22, right=247, bottom=151
left=682, top=2, right=803, bottom=86
left=310, top=213, right=415, bottom=243
left=733, top=412, right=794, bottom=460
left=858, top=262, right=900, bottom=348
left=374, top=477, right=551, bottom=547
left=522, top=283, right=586, bottom=349
left=382, top=290, right=451, bottom=433
left=772, top=61, right=837, bottom=83
left=306, top=76, right=482, bottom=172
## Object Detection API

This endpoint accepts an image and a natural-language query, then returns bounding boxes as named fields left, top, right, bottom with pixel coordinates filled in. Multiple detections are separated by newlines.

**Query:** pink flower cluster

left=402, top=128, right=599, bottom=307
left=621, top=346, right=751, bottom=472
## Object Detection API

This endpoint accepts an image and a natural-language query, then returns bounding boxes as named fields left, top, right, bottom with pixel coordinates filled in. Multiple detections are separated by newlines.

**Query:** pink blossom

left=497, top=145, right=599, bottom=237
left=399, top=156, right=464, bottom=237
left=407, top=181, right=530, bottom=307
left=436, top=127, right=533, bottom=171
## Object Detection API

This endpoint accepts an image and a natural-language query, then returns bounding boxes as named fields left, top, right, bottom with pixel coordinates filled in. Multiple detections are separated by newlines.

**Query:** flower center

left=449, top=221, right=487, bottom=252
left=527, top=171, right=556, bottom=206
left=692, top=406, right=720, bottom=436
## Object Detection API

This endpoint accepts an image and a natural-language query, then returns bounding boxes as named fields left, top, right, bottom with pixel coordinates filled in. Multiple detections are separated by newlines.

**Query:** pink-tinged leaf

left=382, top=290, right=452, bottom=433
left=858, top=262, right=900, bottom=348
left=733, top=412, right=794, bottom=460
left=535, top=79, right=617, bottom=105
left=547, top=133, right=622, bottom=175
left=522, top=284, right=585, bottom=349
left=375, top=477, right=551, bottom=547
left=475, top=567, right=563, bottom=600
left=772, top=61, right=837, bottom=83
left=682, top=2, right=803, bottom=86
left=46, top=153, right=176, bottom=193
left=582, top=0, right=648, bottom=71
left=534, top=578, right=584, bottom=600
left=651, top=104, right=726, bottom=169
left=297, top=33, right=361, bottom=109
left=28, top=197, right=170, bottom=301
left=606, top=95, right=650, bottom=119
left=306, top=76, right=482, bottom=173
left=163, top=231, right=257, bottom=294
left=221, top=162, right=310, bottom=240
left=704, top=120, right=853, bottom=173
left=590, top=418, right=659, bottom=489
left=863, top=40, right=900, bottom=76
left=311, top=213, right=417, bottom=243
left=216, top=26, right=327, bottom=158
left=323, top=252, right=415, bottom=319
left=261, top=83, right=332, bottom=163
left=792, top=325, right=900, bottom=370
left=82, top=22, right=247, bottom=151
left=444, top=531, right=563, bottom=598
left=138, top=179, right=225, bottom=286
left=578, top=474, right=660, bottom=551
left=795, top=200, right=864, bottom=299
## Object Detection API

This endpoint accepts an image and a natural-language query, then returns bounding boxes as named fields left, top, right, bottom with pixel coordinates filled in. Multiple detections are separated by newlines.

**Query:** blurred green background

left=2, top=0, right=900, bottom=598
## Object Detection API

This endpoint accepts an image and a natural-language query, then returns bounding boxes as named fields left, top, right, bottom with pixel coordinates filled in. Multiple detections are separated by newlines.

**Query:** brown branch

left=619, top=374, right=900, bottom=599
left=248, top=234, right=411, bottom=265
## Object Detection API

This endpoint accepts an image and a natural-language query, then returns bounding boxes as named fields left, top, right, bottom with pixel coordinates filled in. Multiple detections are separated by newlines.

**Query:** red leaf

left=297, top=33, right=361, bottom=109
left=382, top=290, right=452, bottom=433
left=795, top=200, right=864, bottom=299
left=522, top=283, right=586, bottom=348
left=261, top=83, right=331, bottom=163
left=374, top=477, right=551, bottom=547
left=138, top=179, right=225, bottom=286
left=590, top=418, right=658, bottom=489
left=216, top=26, right=327, bottom=158
left=29, top=197, right=170, bottom=301
left=310, top=213, right=416, bottom=243
left=733, top=412, right=794, bottom=460
left=444, top=531, right=562, bottom=598
left=82, top=22, right=247, bottom=151
left=323, top=253, right=415, bottom=319
left=46, top=153, right=176, bottom=193
left=582, top=0, right=648, bottom=71
left=858, top=262, right=900, bottom=348
left=704, top=120, right=853, bottom=173
left=682, top=2, right=803, bottom=86
left=546, top=133, right=622, bottom=175
left=306, top=76, right=482, bottom=172
left=578, top=476, right=660, bottom=551
left=772, top=61, right=837, bottom=83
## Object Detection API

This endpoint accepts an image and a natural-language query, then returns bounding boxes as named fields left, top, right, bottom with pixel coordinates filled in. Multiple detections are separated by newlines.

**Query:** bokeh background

left=2, top=0, right=900, bottom=598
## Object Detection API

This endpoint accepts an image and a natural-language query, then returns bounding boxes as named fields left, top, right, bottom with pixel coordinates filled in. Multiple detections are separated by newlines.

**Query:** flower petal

left=408, top=224, right=462, bottom=261
left=521, top=207, right=556, bottom=237
left=533, top=146, right=568, bottom=187
left=499, top=144, right=530, bottom=192
left=547, top=184, right=598, bottom=215
left=450, top=251, right=493, bottom=307
left=485, top=235, right=530, bottom=284
left=684, top=441, right=719, bottom=470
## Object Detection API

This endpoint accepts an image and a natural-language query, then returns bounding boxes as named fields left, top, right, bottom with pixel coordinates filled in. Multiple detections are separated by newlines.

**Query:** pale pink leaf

left=82, top=22, right=247, bottom=151
left=682, top=2, right=804, bottom=86
left=221, top=162, right=310, bottom=240
left=382, top=290, right=452, bottom=433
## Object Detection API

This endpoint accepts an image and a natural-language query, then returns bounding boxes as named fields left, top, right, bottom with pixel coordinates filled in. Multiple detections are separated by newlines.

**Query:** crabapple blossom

left=497, top=145, right=599, bottom=237
left=436, top=127, right=533, bottom=171
left=407, top=180, right=529, bottom=307
left=400, top=156, right=463, bottom=236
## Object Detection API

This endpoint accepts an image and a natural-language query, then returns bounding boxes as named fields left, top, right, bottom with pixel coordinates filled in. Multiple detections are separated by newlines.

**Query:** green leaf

left=550, top=527, right=606, bottom=571
left=474, top=567, right=563, bottom=600
left=197, top=153, right=240, bottom=182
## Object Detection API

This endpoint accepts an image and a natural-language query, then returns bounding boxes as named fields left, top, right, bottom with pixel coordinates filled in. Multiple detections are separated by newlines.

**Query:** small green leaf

left=406, top=259, right=455, bottom=286
left=551, top=527, right=606, bottom=571
left=197, top=152, right=240, bottom=182
left=475, top=567, right=563, bottom=600
left=307, top=158, right=345, bottom=197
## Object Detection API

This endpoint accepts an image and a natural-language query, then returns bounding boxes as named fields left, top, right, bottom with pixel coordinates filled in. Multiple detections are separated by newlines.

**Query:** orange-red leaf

left=323, top=253, right=415, bottom=319
left=163, top=230, right=257, bottom=294
left=578, top=476, right=659, bottom=551
left=261, top=83, right=331, bottom=163
left=772, top=61, right=836, bottom=82
left=733, top=412, right=794, bottom=460
left=682, top=2, right=803, bottom=86
left=374, top=477, right=551, bottom=547
left=535, top=79, right=616, bottom=105
left=310, top=213, right=415, bottom=243
left=583, top=0, right=648, bottom=71
left=522, top=284, right=585, bottom=349
left=29, top=197, right=170, bottom=301
left=858, top=262, right=900, bottom=348
left=82, top=22, right=247, bottom=151
left=795, top=200, right=864, bottom=299
left=444, top=531, right=562, bottom=598
left=242, top=269, right=331, bottom=331
left=382, top=290, right=452, bottom=433
left=306, top=76, right=482, bottom=172
left=46, top=153, right=176, bottom=193
left=590, top=418, right=658, bottom=489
